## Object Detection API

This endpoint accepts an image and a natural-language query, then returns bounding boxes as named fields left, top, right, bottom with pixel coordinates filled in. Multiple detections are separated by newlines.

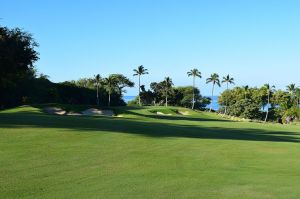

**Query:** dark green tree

left=111, top=74, right=134, bottom=96
left=102, top=76, right=117, bottom=106
left=0, top=26, right=39, bottom=107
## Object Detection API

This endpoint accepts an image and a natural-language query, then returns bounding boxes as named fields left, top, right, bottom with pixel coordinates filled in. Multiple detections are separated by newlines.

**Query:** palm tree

left=242, top=85, right=249, bottom=100
left=221, top=74, right=235, bottom=115
left=187, top=68, right=202, bottom=109
left=94, top=74, right=101, bottom=106
left=287, top=83, right=296, bottom=105
left=163, top=77, right=173, bottom=107
left=133, top=65, right=149, bottom=106
left=103, top=75, right=117, bottom=106
left=206, top=73, right=221, bottom=112
left=263, top=83, right=275, bottom=122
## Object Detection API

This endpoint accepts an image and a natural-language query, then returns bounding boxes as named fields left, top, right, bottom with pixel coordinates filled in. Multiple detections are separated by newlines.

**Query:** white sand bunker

left=81, top=108, right=114, bottom=116
left=67, top=112, right=82, bottom=116
left=178, top=110, right=190, bottom=115
left=156, top=112, right=172, bottom=116
left=44, top=107, right=66, bottom=115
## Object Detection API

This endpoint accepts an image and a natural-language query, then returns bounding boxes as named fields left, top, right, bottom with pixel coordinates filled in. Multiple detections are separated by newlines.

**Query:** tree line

left=0, top=26, right=132, bottom=108
left=219, top=84, right=300, bottom=123
left=131, top=64, right=299, bottom=123
left=1, top=25, right=299, bottom=123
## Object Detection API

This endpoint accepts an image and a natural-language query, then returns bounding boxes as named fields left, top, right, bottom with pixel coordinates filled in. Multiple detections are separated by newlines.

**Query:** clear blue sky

left=2, top=0, right=300, bottom=96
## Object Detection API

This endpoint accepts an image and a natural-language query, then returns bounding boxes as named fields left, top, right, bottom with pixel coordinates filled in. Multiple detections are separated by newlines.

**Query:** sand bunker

left=178, top=110, right=190, bottom=115
left=44, top=107, right=66, bottom=115
left=156, top=111, right=172, bottom=116
left=67, top=112, right=82, bottom=116
left=44, top=107, right=114, bottom=117
left=81, top=108, right=114, bottom=116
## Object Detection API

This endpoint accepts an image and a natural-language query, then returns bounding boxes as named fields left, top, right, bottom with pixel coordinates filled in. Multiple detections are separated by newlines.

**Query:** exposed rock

left=285, top=116, right=294, bottom=124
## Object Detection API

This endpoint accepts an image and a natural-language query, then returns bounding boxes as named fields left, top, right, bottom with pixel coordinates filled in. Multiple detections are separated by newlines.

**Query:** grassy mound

left=148, top=107, right=192, bottom=116
left=149, top=108, right=178, bottom=115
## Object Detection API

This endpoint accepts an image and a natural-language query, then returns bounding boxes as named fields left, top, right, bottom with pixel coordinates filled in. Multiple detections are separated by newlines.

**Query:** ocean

left=123, top=96, right=220, bottom=111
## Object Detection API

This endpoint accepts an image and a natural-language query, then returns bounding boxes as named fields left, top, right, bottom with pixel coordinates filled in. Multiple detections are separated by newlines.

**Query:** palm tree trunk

left=264, top=91, right=270, bottom=122
left=192, top=76, right=195, bottom=110
left=108, top=92, right=111, bottom=106
left=165, top=95, right=168, bottom=107
left=138, top=75, right=141, bottom=106
left=224, top=83, right=228, bottom=115
left=210, top=83, right=215, bottom=112
left=96, top=85, right=99, bottom=106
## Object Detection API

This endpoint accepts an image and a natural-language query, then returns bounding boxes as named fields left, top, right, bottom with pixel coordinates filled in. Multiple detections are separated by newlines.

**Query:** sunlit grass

left=1, top=106, right=300, bottom=198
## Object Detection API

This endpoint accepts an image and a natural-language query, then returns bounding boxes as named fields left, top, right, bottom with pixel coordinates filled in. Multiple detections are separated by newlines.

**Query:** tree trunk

left=192, top=76, right=195, bottom=110
left=96, top=85, right=99, bottom=106
left=210, top=83, right=215, bottom=112
left=138, top=75, right=141, bottom=106
left=264, top=91, right=270, bottom=122
left=165, top=95, right=168, bottom=107
left=224, top=83, right=228, bottom=115
left=108, top=92, right=111, bottom=106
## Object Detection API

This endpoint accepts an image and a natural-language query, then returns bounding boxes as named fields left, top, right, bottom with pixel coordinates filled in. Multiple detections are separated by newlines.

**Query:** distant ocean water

left=123, top=96, right=136, bottom=103
left=207, top=96, right=219, bottom=111
left=123, top=96, right=220, bottom=110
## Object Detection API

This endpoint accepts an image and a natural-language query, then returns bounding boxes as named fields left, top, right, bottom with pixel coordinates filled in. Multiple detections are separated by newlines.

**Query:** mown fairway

left=1, top=106, right=300, bottom=199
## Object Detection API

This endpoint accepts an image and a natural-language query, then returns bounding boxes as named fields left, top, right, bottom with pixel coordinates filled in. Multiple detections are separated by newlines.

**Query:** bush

left=283, top=107, right=300, bottom=123
left=227, top=99, right=262, bottom=119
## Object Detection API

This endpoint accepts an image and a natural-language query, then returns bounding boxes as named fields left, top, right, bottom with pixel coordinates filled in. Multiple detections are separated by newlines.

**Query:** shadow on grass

left=0, top=112, right=299, bottom=143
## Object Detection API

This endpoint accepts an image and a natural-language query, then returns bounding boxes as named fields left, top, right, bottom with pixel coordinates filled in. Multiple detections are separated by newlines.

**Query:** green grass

left=148, top=108, right=179, bottom=115
left=1, top=105, right=300, bottom=198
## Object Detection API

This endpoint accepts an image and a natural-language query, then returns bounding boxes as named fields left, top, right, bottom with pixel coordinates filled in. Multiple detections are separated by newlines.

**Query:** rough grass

left=1, top=105, right=300, bottom=199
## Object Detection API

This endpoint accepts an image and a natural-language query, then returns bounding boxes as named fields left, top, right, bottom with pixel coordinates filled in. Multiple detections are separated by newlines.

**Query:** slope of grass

left=1, top=105, right=300, bottom=198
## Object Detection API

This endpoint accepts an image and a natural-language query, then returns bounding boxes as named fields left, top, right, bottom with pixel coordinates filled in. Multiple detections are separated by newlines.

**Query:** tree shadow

left=1, top=112, right=299, bottom=143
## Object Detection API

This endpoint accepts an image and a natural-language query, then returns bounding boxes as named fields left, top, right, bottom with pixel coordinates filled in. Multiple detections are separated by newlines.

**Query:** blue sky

left=1, top=0, right=300, bottom=96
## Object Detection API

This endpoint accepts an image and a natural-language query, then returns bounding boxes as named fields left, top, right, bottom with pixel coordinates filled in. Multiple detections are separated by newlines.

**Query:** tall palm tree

left=103, top=75, right=117, bottom=106
left=263, top=83, right=275, bottom=122
left=163, top=77, right=173, bottom=107
left=206, top=73, right=221, bottom=112
left=221, top=74, right=235, bottom=115
left=242, top=85, right=249, bottom=100
left=287, top=83, right=296, bottom=105
left=133, top=65, right=149, bottom=106
left=187, top=68, right=202, bottom=109
left=94, top=74, right=101, bottom=106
